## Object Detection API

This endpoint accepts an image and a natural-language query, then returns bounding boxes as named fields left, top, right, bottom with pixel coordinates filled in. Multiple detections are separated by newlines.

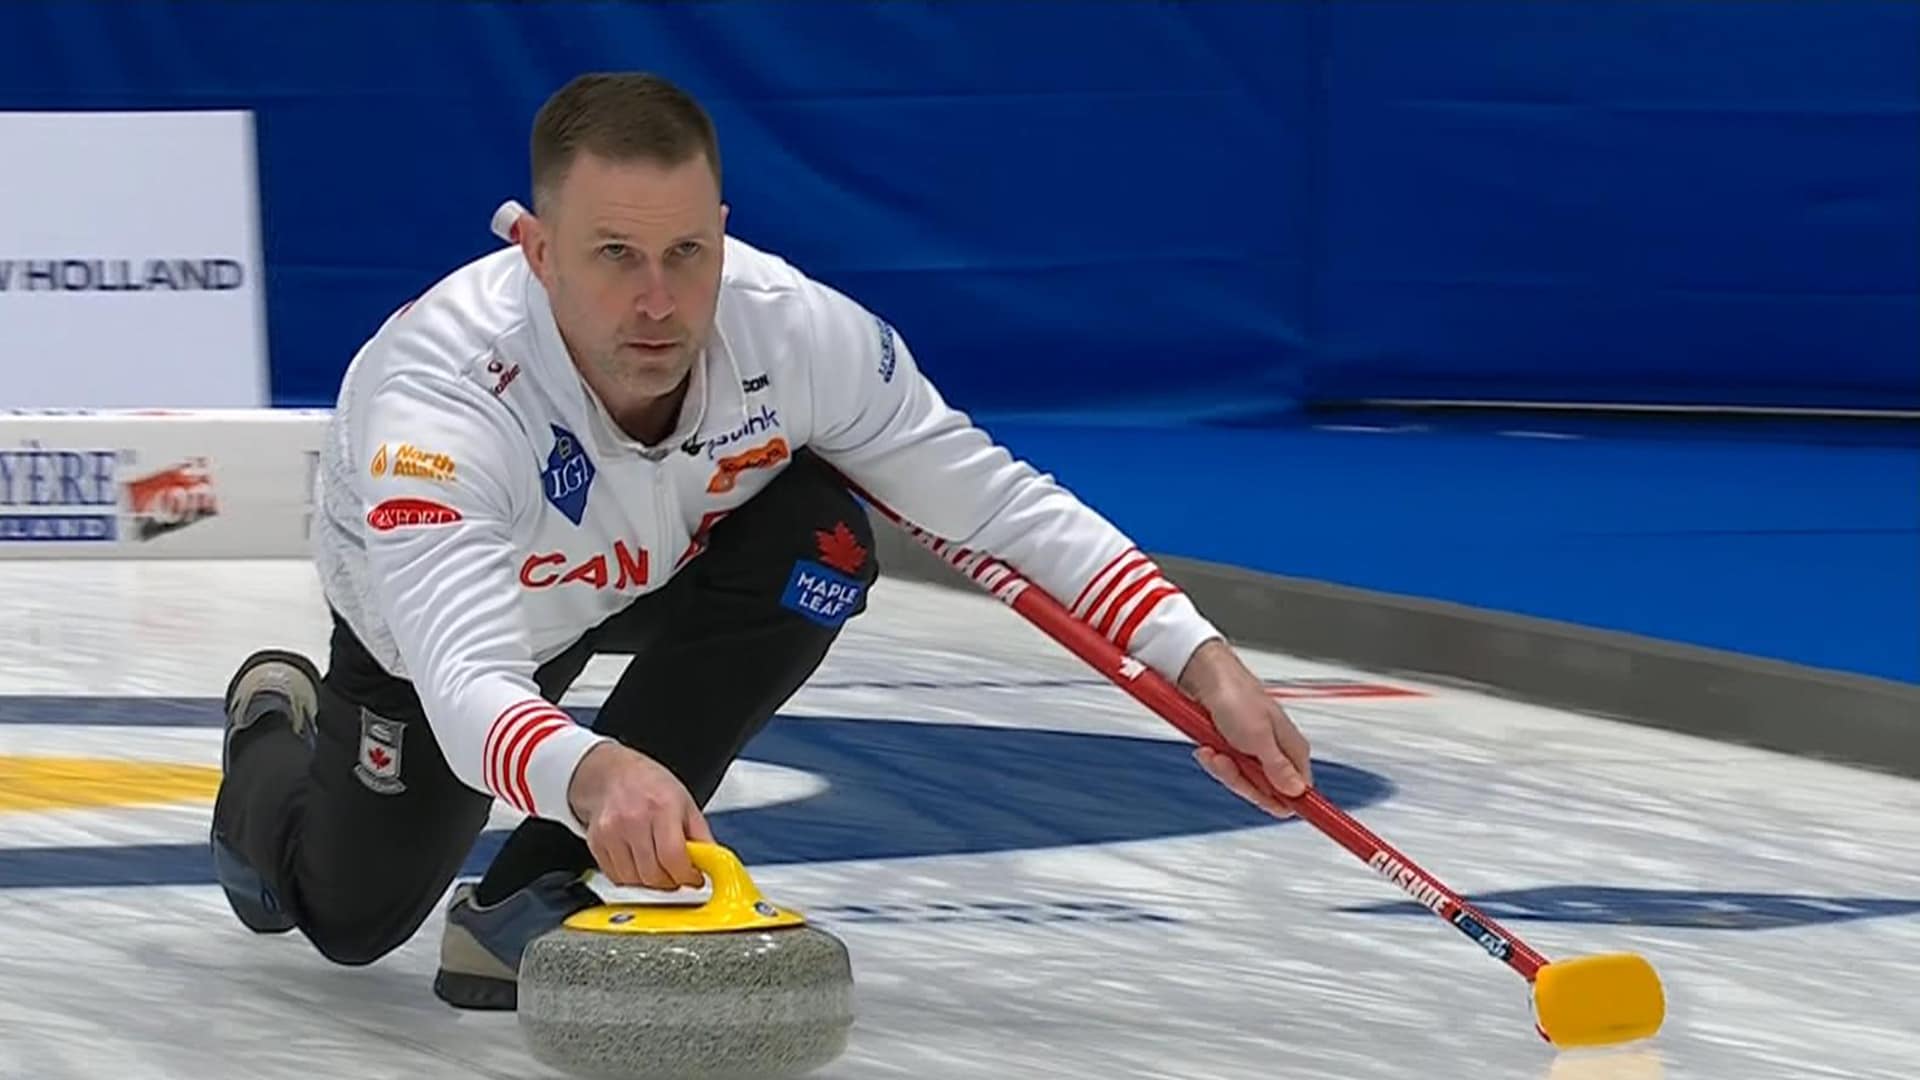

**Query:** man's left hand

left=1177, top=638, right=1313, bottom=817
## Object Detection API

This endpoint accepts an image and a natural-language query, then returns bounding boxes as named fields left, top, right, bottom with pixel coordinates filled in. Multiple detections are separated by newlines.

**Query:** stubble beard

left=597, top=338, right=696, bottom=403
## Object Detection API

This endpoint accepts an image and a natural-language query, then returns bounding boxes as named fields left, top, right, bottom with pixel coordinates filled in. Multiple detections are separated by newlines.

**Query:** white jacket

left=313, top=202, right=1222, bottom=835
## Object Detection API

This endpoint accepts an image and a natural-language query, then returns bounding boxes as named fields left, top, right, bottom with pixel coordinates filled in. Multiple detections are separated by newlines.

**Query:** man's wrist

left=1177, top=636, right=1235, bottom=698
left=566, top=740, right=617, bottom=824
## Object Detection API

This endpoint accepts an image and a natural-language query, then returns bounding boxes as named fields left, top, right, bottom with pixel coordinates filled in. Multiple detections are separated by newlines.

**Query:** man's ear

left=519, top=211, right=552, bottom=283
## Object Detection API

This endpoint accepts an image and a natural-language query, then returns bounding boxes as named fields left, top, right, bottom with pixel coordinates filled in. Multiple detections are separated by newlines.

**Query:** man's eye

left=600, top=244, right=629, bottom=261
left=672, top=241, right=702, bottom=258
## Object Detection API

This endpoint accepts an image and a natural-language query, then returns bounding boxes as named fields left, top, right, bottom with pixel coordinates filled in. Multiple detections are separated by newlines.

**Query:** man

left=209, top=71, right=1312, bottom=1011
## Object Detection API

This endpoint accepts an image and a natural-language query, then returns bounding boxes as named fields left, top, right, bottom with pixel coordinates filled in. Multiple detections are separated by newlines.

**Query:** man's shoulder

left=719, top=234, right=811, bottom=301
left=717, top=234, right=876, bottom=355
left=359, top=247, right=535, bottom=387
left=334, top=247, right=538, bottom=470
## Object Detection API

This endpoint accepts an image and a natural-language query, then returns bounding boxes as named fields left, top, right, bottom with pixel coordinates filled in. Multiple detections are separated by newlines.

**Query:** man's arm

left=799, top=281, right=1311, bottom=805
left=352, top=371, right=610, bottom=833
left=802, top=281, right=1215, bottom=682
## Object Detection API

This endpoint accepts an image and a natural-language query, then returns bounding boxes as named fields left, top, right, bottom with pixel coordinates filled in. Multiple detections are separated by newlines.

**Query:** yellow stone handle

left=563, top=840, right=807, bottom=934
left=686, top=840, right=764, bottom=910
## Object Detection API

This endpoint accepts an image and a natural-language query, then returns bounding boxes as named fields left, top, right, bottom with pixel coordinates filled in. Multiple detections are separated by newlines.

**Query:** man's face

left=522, top=151, right=727, bottom=412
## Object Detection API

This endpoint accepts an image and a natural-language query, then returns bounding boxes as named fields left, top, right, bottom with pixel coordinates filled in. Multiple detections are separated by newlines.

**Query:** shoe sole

left=433, top=969, right=518, bottom=1011
left=224, top=648, right=323, bottom=720
left=212, top=648, right=322, bottom=934
left=222, top=649, right=323, bottom=773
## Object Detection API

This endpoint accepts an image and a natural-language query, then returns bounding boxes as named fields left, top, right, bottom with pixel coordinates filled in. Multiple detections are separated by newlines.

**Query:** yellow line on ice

left=0, top=756, right=219, bottom=813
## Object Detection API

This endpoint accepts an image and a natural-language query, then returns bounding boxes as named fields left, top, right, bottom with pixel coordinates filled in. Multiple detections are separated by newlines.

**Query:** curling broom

left=857, top=495, right=1665, bottom=1049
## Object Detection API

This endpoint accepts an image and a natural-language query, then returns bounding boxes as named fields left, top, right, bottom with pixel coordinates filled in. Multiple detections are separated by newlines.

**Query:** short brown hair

left=529, top=73, right=721, bottom=212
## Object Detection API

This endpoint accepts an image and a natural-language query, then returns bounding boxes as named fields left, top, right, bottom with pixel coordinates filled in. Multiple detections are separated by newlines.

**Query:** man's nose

left=633, top=264, right=675, bottom=322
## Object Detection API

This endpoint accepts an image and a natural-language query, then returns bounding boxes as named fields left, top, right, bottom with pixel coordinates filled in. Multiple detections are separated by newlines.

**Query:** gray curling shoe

left=220, top=648, right=321, bottom=773
left=211, top=648, right=322, bottom=934
left=433, top=871, right=603, bottom=1011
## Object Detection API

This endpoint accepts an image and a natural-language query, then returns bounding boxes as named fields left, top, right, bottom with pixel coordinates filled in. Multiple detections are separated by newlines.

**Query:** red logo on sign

left=367, top=497, right=462, bottom=532
left=124, top=458, right=218, bottom=541
left=366, top=746, right=392, bottom=769
left=816, top=522, right=868, bottom=575
left=520, top=540, right=650, bottom=591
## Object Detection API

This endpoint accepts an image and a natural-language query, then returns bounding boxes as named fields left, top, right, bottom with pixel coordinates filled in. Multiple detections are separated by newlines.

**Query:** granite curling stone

left=518, top=841, right=853, bottom=1080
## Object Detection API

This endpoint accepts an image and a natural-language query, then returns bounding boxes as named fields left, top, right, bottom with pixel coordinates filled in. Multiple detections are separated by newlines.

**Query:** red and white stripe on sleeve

left=1070, top=548, right=1181, bottom=652
left=483, top=699, right=577, bottom=816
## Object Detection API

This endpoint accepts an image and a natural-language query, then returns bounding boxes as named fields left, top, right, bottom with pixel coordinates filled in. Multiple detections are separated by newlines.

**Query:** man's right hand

left=565, top=741, right=713, bottom=891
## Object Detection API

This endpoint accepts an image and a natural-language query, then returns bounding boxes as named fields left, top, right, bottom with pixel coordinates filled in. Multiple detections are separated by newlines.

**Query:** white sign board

left=0, top=111, right=270, bottom=408
left=0, top=410, right=328, bottom=559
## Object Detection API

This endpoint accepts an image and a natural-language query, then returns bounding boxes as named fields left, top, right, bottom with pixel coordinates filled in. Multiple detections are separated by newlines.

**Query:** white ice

left=1, top=560, right=1916, bottom=1079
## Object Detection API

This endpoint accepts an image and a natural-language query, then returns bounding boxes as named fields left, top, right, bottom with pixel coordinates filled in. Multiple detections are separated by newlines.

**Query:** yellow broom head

left=1533, top=953, right=1666, bottom=1048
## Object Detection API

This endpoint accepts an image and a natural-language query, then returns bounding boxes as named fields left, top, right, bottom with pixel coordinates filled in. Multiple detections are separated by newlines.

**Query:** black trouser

left=211, top=450, right=878, bottom=966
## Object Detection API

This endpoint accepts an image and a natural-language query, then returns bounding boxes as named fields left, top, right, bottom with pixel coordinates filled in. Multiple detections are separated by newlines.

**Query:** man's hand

left=565, top=741, right=713, bottom=890
left=1178, top=638, right=1313, bottom=817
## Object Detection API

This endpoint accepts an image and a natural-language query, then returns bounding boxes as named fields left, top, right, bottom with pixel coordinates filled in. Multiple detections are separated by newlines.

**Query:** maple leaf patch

left=815, top=522, right=868, bottom=576
left=353, top=709, right=406, bottom=794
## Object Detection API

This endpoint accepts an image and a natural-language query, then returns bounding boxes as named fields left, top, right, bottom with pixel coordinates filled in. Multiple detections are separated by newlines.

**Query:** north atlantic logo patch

left=541, top=423, right=595, bottom=526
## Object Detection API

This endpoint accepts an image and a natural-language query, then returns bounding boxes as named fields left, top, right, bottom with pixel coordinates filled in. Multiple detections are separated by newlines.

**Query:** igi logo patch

left=541, top=424, right=595, bottom=526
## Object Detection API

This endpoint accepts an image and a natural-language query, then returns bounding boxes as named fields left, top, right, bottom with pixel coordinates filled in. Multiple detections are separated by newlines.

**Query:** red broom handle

left=862, top=497, right=1550, bottom=982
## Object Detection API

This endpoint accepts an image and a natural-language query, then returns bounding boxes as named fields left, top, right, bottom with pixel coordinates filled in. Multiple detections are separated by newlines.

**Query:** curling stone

left=518, top=841, right=853, bottom=1080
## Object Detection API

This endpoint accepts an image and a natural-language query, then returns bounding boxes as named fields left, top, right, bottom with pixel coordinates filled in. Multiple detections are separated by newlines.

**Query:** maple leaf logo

left=367, top=746, right=392, bottom=770
left=816, top=522, right=868, bottom=575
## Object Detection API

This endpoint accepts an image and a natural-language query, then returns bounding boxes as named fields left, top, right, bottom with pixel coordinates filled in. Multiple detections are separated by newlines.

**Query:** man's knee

left=302, top=899, right=437, bottom=967
left=769, top=461, right=877, bottom=628
left=704, top=451, right=881, bottom=605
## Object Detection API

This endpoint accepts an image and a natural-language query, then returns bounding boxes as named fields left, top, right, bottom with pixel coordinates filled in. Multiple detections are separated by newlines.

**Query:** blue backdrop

left=3, top=1, right=1916, bottom=417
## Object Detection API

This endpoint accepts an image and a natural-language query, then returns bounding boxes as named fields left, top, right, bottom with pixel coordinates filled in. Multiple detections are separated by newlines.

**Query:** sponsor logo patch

left=541, top=424, right=595, bottom=525
left=781, top=559, right=864, bottom=628
left=814, top=521, right=868, bottom=576
left=876, top=315, right=897, bottom=383
left=684, top=404, right=781, bottom=459
left=370, top=442, right=456, bottom=483
left=486, top=357, right=520, bottom=396
left=366, top=497, right=462, bottom=532
left=352, top=709, right=406, bottom=794
left=707, top=436, right=790, bottom=494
